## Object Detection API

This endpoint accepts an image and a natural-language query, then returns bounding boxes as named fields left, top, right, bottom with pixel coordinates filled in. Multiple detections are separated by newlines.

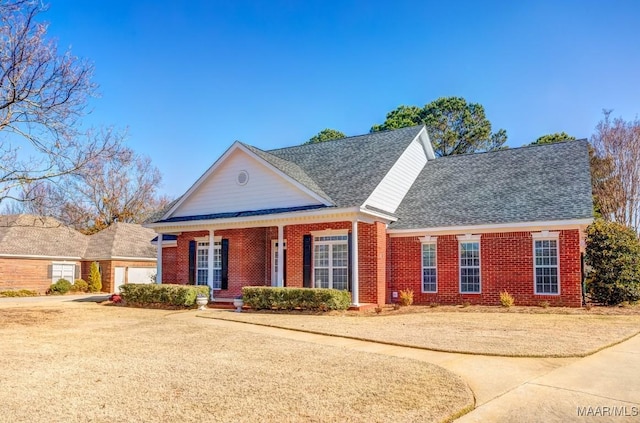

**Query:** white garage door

left=127, top=267, right=156, bottom=284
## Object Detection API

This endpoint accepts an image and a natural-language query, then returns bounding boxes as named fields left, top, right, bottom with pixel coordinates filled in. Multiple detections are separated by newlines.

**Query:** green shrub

left=242, top=287, right=351, bottom=311
left=119, top=284, right=209, bottom=307
left=398, top=289, right=414, bottom=307
left=88, top=262, right=102, bottom=293
left=0, top=289, right=39, bottom=297
left=49, top=278, right=72, bottom=295
left=499, top=291, right=515, bottom=308
left=586, top=219, right=640, bottom=305
left=70, top=279, right=89, bottom=293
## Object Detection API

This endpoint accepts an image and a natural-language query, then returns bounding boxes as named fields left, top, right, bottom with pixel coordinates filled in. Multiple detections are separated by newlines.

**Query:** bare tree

left=591, top=111, right=640, bottom=231
left=21, top=129, right=171, bottom=233
left=0, top=0, right=117, bottom=207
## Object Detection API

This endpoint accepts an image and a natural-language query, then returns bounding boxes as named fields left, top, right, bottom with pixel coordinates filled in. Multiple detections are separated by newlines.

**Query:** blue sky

left=44, top=0, right=640, bottom=197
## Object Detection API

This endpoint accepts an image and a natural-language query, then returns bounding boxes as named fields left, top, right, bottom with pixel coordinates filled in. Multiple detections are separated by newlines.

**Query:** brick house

left=146, top=125, right=593, bottom=307
left=0, top=216, right=159, bottom=293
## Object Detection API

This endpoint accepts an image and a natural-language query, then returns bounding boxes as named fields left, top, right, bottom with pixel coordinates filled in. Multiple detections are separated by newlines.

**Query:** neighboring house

left=82, top=222, right=158, bottom=293
left=0, top=215, right=87, bottom=293
left=146, top=125, right=593, bottom=307
left=0, top=215, right=158, bottom=293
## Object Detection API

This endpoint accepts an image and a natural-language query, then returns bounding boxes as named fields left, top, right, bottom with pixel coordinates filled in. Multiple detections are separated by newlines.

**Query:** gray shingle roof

left=84, top=222, right=157, bottom=259
left=267, top=125, right=424, bottom=207
left=390, top=140, right=594, bottom=229
left=0, top=215, right=88, bottom=257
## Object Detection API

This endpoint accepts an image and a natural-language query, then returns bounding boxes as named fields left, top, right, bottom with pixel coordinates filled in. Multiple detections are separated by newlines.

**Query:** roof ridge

left=267, top=124, right=425, bottom=153
left=431, top=138, right=588, bottom=161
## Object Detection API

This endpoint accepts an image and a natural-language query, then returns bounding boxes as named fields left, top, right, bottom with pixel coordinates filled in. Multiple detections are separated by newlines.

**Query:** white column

left=277, top=225, right=284, bottom=287
left=208, top=230, right=215, bottom=296
left=351, top=220, right=359, bottom=306
left=156, top=234, right=162, bottom=284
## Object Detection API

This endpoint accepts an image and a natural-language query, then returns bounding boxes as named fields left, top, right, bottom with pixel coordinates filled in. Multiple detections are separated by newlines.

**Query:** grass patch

left=0, top=304, right=473, bottom=422
left=208, top=307, right=640, bottom=357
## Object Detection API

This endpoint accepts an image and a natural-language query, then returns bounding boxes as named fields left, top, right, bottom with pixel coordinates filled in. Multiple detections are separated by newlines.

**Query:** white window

left=197, top=241, right=222, bottom=289
left=421, top=242, right=437, bottom=293
left=313, top=235, right=348, bottom=290
left=52, top=263, right=75, bottom=284
left=458, top=237, right=481, bottom=293
left=534, top=234, right=560, bottom=295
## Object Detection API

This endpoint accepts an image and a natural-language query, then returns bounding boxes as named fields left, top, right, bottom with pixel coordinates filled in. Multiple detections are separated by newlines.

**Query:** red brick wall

left=162, top=246, right=177, bottom=284
left=388, top=230, right=583, bottom=307
left=0, top=258, right=81, bottom=294
left=358, top=221, right=387, bottom=304
left=174, top=228, right=269, bottom=297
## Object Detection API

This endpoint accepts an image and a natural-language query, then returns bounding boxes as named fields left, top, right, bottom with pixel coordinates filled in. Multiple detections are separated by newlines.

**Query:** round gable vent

left=237, top=170, right=249, bottom=186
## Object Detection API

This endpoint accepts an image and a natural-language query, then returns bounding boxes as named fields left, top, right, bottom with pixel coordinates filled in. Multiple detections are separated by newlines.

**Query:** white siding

left=364, top=138, right=428, bottom=213
left=173, top=149, right=322, bottom=217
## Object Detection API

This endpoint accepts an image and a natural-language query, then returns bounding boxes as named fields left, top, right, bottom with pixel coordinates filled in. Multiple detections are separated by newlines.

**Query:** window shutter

left=188, top=241, right=196, bottom=285
left=75, top=265, right=81, bottom=282
left=347, top=232, right=352, bottom=293
left=303, top=235, right=312, bottom=288
left=47, top=264, right=53, bottom=280
left=221, top=239, right=229, bottom=290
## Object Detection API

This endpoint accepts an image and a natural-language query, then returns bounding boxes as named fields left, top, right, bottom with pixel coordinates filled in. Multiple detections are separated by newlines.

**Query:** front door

left=271, top=240, right=287, bottom=286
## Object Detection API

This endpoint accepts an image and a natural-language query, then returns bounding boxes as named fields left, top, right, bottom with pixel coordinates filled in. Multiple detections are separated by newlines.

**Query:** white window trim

left=196, top=240, right=222, bottom=290
left=51, top=261, right=76, bottom=284
left=313, top=234, right=349, bottom=290
left=458, top=237, right=481, bottom=294
left=421, top=241, right=437, bottom=293
left=532, top=232, right=561, bottom=296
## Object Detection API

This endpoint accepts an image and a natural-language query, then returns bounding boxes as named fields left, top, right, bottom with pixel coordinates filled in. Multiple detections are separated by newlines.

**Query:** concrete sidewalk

left=0, top=294, right=110, bottom=306
left=456, top=333, right=640, bottom=422
left=173, top=310, right=640, bottom=422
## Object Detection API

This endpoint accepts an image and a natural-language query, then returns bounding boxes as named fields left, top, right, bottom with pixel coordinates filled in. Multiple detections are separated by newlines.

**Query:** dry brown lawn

left=208, top=306, right=640, bottom=357
left=0, top=302, right=473, bottom=423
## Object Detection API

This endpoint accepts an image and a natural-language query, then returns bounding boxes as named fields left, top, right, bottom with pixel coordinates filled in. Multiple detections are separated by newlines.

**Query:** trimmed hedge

left=119, top=284, right=209, bottom=307
left=242, top=286, right=351, bottom=311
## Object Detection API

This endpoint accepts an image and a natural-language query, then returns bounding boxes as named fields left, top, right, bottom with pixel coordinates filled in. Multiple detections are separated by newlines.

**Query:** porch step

left=348, top=303, right=378, bottom=311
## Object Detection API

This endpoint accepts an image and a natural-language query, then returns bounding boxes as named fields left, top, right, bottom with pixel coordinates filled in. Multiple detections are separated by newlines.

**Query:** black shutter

left=303, top=235, right=312, bottom=288
left=348, top=232, right=352, bottom=292
left=221, top=239, right=229, bottom=290
left=188, top=240, right=196, bottom=285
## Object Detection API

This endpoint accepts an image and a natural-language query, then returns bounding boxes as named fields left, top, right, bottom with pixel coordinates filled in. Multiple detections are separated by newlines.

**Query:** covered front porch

left=150, top=209, right=390, bottom=306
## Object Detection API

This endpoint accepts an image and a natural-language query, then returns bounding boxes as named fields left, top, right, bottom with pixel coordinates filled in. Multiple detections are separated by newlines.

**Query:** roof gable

left=166, top=142, right=331, bottom=219
left=267, top=125, right=425, bottom=208
left=84, top=222, right=157, bottom=259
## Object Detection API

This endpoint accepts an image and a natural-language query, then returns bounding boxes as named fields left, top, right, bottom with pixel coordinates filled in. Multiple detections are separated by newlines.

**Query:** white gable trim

left=417, top=126, right=436, bottom=160
left=161, top=142, right=332, bottom=220
left=362, top=129, right=430, bottom=214
left=388, top=218, right=593, bottom=237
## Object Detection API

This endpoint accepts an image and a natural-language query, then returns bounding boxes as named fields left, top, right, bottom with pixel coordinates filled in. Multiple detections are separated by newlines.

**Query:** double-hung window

left=421, top=241, right=437, bottom=293
left=458, top=235, right=481, bottom=293
left=313, top=234, right=348, bottom=290
left=533, top=233, right=560, bottom=294
left=196, top=241, right=222, bottom=289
